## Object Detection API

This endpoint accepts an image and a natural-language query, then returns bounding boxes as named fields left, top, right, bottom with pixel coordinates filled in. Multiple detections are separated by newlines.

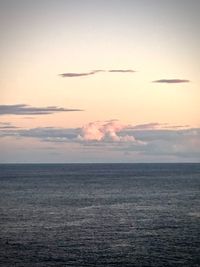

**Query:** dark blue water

left=0, top=163, right=200, bottom=267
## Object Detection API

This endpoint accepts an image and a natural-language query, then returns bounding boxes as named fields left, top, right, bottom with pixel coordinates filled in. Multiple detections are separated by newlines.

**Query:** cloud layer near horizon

left=0, top=121, right=199, bottom=161
left=0, top=104, right=83, bottom=115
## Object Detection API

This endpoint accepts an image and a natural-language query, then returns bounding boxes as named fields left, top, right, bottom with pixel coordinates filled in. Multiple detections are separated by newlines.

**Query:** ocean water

left=0, top=163, right=200, bottom=267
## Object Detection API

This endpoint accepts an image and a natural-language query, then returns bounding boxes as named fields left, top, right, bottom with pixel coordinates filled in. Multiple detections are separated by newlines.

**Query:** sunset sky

left=0, top=0, right=200, bottom=163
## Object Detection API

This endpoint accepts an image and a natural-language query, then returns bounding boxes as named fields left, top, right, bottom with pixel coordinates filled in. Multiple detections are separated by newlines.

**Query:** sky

left=0, top=0, right=200, bottom=163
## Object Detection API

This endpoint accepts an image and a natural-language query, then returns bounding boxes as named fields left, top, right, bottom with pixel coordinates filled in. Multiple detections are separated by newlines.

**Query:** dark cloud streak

left=60, top=69, right=136, bottom=77
left=0, top=122, right=18, bottom=129
left=59, top=70, right=102, bottom=78
left=108, top=69, right=136, bottom=73
left=130, top=123, right=162, bottom=130
left=0, top=104, right=83, bottom=116
left=153, top=79, right=190, bottom=83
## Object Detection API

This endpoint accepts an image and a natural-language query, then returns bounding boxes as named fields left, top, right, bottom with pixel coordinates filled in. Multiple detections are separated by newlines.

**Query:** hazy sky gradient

left=0, top=0, right=199, bottom=162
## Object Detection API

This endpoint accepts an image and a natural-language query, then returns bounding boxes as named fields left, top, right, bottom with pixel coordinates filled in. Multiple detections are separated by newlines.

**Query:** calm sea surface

left=0, top=163, right=200, bottom=267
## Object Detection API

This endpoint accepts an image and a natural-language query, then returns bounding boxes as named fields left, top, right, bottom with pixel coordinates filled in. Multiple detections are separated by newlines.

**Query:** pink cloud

left=79, top=121, right=136, bottom=142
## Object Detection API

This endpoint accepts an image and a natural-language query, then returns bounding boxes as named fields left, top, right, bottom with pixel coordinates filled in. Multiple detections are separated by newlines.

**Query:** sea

left=0, top=163, right=200, bottom=267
